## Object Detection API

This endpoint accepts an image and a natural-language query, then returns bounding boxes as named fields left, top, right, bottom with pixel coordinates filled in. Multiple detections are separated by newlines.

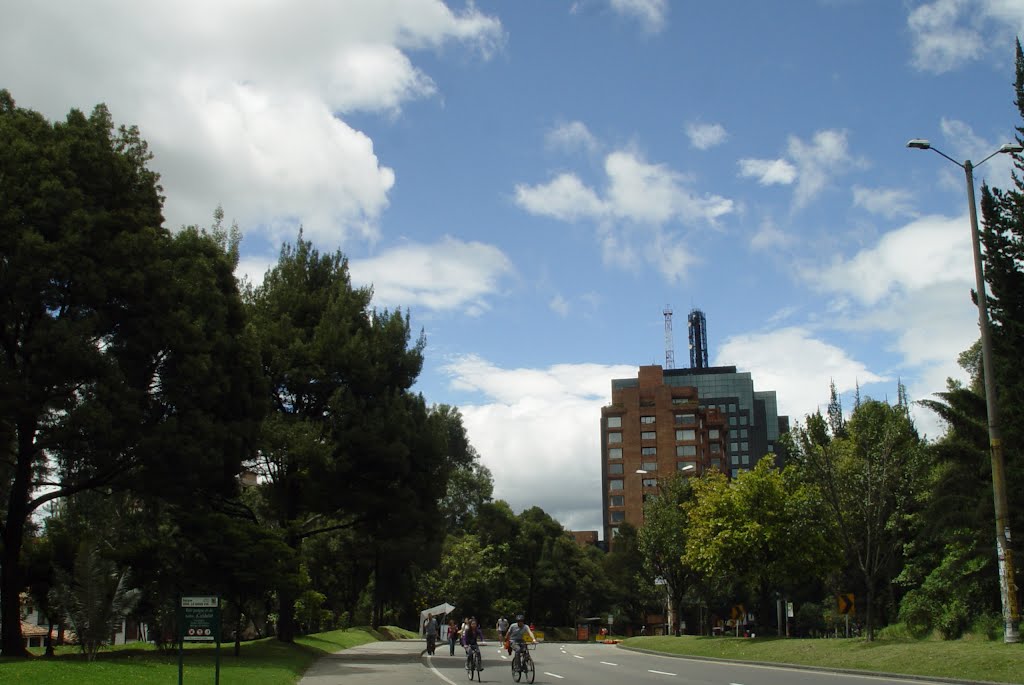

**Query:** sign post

left=178, top=595, right=221, bottom=685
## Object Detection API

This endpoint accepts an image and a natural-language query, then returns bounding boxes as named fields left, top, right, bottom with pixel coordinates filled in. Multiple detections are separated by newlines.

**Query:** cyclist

left=461, top=617, right=485, bottom=672
left=504, top=615, right=536, bottom=669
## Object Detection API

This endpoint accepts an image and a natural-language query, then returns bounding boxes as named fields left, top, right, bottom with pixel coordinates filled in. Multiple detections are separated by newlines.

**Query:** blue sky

left=4, top=0, right=1024, bottom=535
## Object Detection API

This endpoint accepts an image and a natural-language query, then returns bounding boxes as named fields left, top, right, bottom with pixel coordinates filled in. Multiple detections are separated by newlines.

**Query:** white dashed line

left=573, top=655, right=584, bottom=659
left=545, top=672, right=565, bottom=679
left=600, top=661, right=618, bottom=666
left=648, top=669, right=677, bottom=676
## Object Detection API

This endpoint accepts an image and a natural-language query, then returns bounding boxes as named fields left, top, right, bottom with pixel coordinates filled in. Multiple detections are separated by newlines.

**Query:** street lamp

left=907, top=137, right=1023, bottom=644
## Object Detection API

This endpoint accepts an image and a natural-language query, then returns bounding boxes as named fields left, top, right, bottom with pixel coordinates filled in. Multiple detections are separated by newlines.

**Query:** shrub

left=898, top=591, right=933, bottom=639
left=936, top=599, right=970, bottom=640
left=969, top=613, right=1002, bottom=641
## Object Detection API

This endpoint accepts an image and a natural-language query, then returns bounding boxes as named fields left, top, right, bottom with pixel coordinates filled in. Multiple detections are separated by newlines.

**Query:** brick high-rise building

left=600, top=365, right=727, bottom=544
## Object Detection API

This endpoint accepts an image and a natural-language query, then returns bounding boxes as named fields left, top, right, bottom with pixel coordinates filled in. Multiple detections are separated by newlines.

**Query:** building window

left=610, top=495, right=624, bottom=507
left=677, top=445, right=696, bottom=457
left=740, top=429, right=748, bottom=438
left=609, top=448, right=623, bottom=459
left=741, top=441, right=749, bottom=451
left=607, top=416, right=622, bottom=428
left=740, top=416, right=748, bottom=425
left=642, top=478, right=658, bottom=488
left=768, top=444, right=775, bottom=453
left=675, top=413, right=697, bottom=425
left=676, top=429, right=696, bottom=441
left=641, top=446, right=657, bottom=455
left=719, top=404, right=726, bottom=413
left=731, top=468, right=739, bottom=478
left=608, top=432, right=622, bottom=443
left=609, top=479, right=623, bottom=491
left=641, top=415, right=656, bottom=424
left=730, top=442, right=738, bottom=452
left=710, top=443, right=721, bottom=454
left=611, top=526, right=621, bottom=537
left=741, top=455, right=750, bottom=465
left=729, top=416, right=737, bottom=426
left=709, top=429, right=720, bottom=439
left=611, top=511, right=625, bottom=523
left=641, top=431, right=657, bottom=440
left=609, top=463, right=623, bottom=475
left=731, top=455, right=740, bottom=465
left=678, top=461, right=696, bottom=472
left=642, top=461, right=657, bottom=471
left=728, top=403, right=736, bottom=413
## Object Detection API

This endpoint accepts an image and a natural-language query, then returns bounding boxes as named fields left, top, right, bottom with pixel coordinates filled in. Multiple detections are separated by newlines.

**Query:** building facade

left=600, top=365, right=789, bottom=543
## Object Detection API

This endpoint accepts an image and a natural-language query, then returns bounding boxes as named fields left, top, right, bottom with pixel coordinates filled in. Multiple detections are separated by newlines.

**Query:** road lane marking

left=425, top=658, right=459, bottom=685
left=545, top=672, right=565, bottom=679
left=648, top=669, right=677, bottom=676
left=573, top=655, right=584, bottom=659
left=600, top=661, right=618, bottom=666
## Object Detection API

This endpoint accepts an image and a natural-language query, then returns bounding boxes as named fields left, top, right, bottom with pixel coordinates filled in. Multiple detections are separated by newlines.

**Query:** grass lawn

left=0, top=626, right=413, bottom=685
left=623, top=634, right=1024, bottom=684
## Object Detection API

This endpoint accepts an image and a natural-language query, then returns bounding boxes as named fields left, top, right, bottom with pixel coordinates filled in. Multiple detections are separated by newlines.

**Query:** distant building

left=570, top=530, right=599, bottom=547
left=600, top=365, right=788, bottom=543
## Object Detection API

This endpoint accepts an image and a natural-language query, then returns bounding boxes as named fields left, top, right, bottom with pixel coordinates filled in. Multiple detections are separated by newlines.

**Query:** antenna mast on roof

left=688, top=308, right=708, bottom=369
left=663, top=305, right=675, bottom=369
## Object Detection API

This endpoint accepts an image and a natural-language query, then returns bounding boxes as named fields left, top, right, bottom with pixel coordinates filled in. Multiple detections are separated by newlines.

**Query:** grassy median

left=622, top=634, right=1024, bottom=684
left=0, top=626, right=414, bottom=685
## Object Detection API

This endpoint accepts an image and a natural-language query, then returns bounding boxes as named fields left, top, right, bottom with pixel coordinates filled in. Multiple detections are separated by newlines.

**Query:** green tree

left=977, top=38, right=1024, bottom=634
left=245, top=234, right=454, bottom=639
left=0, top=93, right=264, bottom=656
left=605, top=523, right=656, bottom=629
left=685, top=460, right=837, bottom=634
left=788, top=398, right=926, bottom=640
left=638, top=474, right=699, bottom=635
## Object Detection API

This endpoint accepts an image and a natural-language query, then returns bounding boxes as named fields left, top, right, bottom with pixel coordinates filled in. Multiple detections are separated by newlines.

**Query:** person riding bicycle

left=461, top=617, right=485, bottom=672
left=503, top=615, right=536, bottom=666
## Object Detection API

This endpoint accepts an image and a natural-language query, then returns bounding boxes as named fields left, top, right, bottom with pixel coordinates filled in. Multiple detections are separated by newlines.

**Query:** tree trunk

left=1, top=422, right=35, bottom=657
left=277, top=585, right=296, bottom=642
left=234, top=597, right=243, bottom=657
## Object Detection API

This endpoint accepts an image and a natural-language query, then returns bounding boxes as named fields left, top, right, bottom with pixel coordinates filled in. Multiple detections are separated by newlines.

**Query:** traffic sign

left=180, top=595, right=220, bottom=642
left=837, top=593, right=855, bottom=615
left=730, top=604, right=745, bottom=621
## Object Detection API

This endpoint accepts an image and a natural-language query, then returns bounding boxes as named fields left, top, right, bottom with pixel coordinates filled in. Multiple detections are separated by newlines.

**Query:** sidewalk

left=297, top=639, right=435, bottom=685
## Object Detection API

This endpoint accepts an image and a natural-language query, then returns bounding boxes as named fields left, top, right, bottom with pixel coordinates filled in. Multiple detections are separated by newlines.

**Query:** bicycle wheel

left=512, top=653, right=521, bottom=682
left=474, top=650, right=483, bottom=682
left=525, top=653, right=535, bottom=684
left=467, top=654, right=475, bottom=681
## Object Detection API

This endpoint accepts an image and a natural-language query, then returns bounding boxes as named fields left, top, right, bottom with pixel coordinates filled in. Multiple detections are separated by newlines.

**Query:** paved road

left=299, top=640, right=963, bottom=685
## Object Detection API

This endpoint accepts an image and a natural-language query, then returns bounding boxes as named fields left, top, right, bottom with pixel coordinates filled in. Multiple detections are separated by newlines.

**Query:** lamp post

left=907, top=138, right=1023, bottom=644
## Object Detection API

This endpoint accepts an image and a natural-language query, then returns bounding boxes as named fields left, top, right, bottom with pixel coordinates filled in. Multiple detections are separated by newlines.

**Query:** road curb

left=616, top=644, right=1012, bottom=685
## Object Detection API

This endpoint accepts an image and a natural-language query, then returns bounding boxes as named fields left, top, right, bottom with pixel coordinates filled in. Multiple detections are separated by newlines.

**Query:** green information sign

left=178, top=595, right=221, bottom=685
left=181, top=596, right=219, bottom=642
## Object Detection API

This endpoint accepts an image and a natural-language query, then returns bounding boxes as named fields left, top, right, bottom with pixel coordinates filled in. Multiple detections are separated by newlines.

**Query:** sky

left=3, top=0, right=1024, bottom=537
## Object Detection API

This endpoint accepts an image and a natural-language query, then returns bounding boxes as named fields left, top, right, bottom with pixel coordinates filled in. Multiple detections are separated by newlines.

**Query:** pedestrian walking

left=423, top=613, right=439, bottom=655
left=448, top=618, right=459, bottom=656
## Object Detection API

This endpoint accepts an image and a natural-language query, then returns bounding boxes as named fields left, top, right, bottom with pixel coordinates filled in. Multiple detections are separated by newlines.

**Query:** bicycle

left=465, top=644, right=483, bottom=681
left=510, top=642, right=536, bottom=684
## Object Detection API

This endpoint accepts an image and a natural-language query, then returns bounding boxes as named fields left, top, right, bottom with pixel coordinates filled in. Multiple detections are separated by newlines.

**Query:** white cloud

left=907, top=0, right=1024, bottom=73
left=546, top=121, right=600, bottom=153
left=908, top=0, right=986, bottom=73
left=515, top=150, right=733, bottom=281
left=852, top=186, right=917, bottom=218
left=349, top=236, right=514, bottom=315
left=738, top=129, right=859, bottom=209
left=686, top=122, right=728, bottom=150
left=788, top=129, right=860, bottom=210
left=0, top=1, right=502, bottom=247
left=716, top=328, right=887, bottom=421
left=514, top=174, right=608, bottom=221
left=750, top=217, right=793, bottom=250
left=443, top=355, right=637, bottom=532
left=609, top=0, right=669, bottom=32
left=809, top=214, right=972, bottom=306
left=550, top=294, right=571, bottom=317
left=235, top=254, right=278, bottom=289
left=738, top=158, right=798, bottom=185
left=799, top=211, right=984, bottom=439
